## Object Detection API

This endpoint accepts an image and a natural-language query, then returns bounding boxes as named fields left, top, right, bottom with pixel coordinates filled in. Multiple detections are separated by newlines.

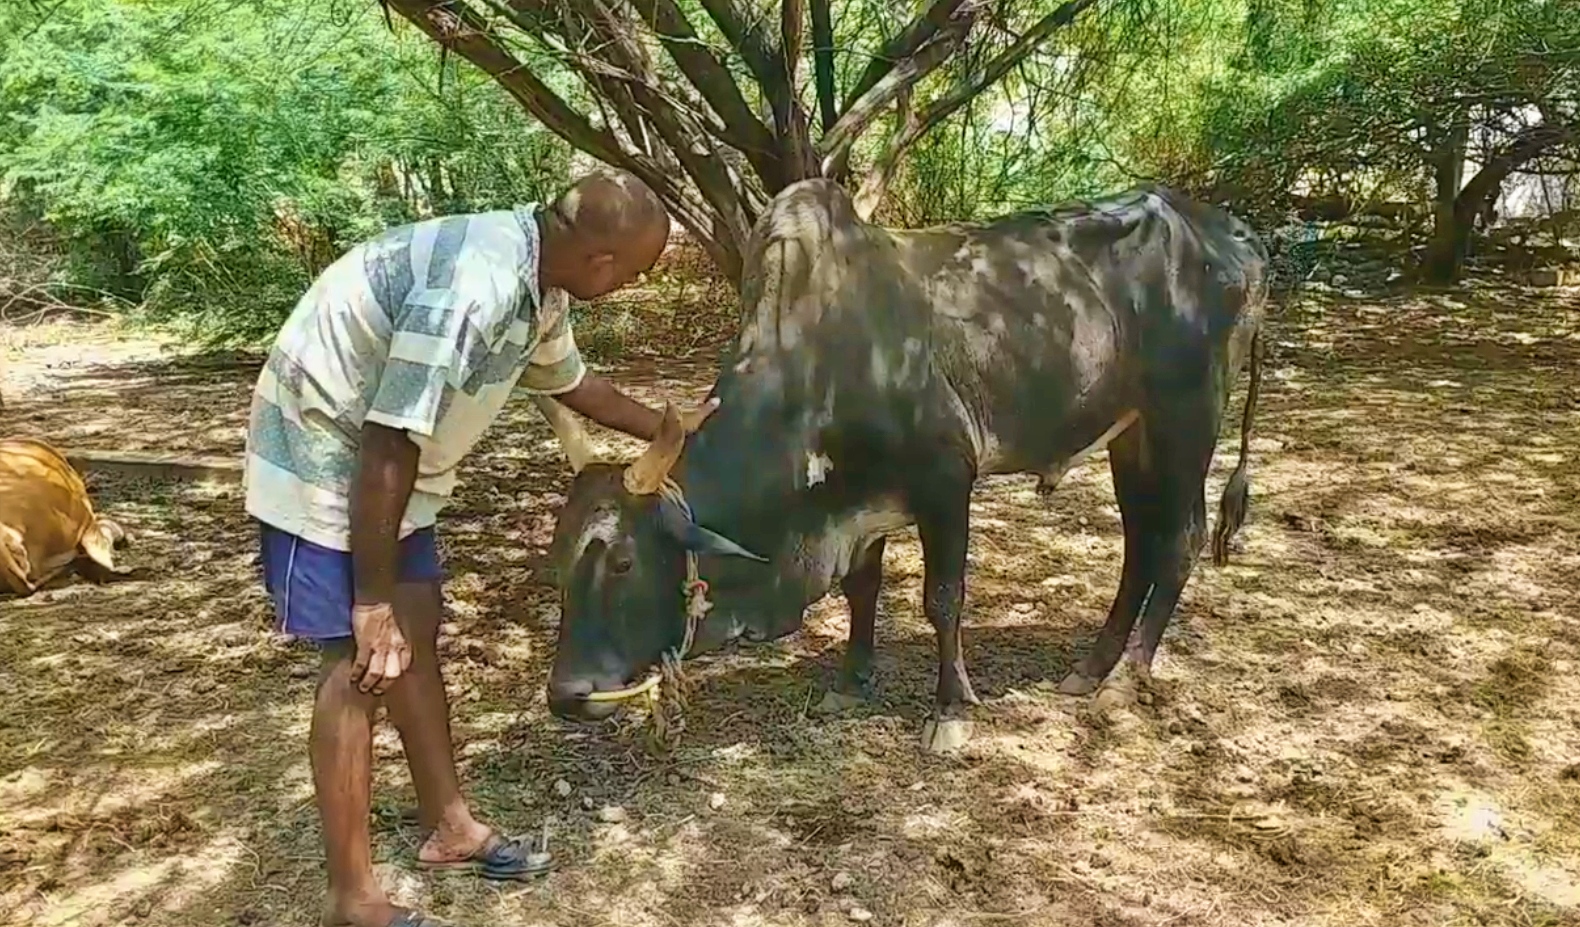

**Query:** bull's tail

left=1211, top=329, right=1263, bottom=567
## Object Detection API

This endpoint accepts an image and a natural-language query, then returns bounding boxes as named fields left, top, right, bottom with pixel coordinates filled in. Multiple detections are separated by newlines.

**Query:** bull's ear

left=657, top=497, right=768, bottom=562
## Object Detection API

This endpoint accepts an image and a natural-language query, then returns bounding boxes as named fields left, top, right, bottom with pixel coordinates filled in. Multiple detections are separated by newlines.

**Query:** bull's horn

left=623, top=402, right=685, bottom=495
left=530, top=395, right=595, bottom=473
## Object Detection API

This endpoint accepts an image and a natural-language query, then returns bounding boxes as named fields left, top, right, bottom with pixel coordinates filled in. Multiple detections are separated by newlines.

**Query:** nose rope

left=581, top=476, right=711, bottom=728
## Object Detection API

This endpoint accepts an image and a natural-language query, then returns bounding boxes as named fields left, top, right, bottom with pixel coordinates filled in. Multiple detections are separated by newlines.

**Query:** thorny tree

left=383, top=0, right=1113, bottom=286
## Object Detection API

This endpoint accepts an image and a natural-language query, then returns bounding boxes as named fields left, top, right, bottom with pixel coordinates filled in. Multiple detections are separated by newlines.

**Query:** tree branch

left=842, top=0, right=971, bottom=113
left=514, top=2, right=667, bottom=173
left=387, top=0, right=735, bottom=272
left=387, top=1, right=628, bottom=172
left=556, top=2, right=755, bottom=272
left=1456, top=120, right=1577, bottom=217
left=810, top=0, right=837, bottom=131
left=696, top=0, right=779, bottom=89
left=625, top=0, right=780, bottom=182
left=916, top=0, right=1098, bottom=138
left=853, top=85, right=919, bottom=220
left=782, top=0, right=805, bottom=88
left=696, top=0, right=814, bottom=185
left=856, top=0, right=1100, bottom=214
left=820, top=25, right=970, bottom=174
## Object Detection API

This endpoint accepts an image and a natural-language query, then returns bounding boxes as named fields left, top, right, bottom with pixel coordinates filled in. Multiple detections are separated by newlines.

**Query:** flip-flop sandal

left=323, top=911, right=448, bottom=927
left=415, top=832, right=556, bottom=882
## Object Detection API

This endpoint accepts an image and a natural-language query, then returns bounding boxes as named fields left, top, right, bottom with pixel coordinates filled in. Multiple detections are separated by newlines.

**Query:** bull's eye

left=610, top=551, right=635, bottom=575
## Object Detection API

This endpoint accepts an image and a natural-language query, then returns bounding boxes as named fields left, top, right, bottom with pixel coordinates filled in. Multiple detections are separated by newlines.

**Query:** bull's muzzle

left=546, top=675, right=632, bottom=722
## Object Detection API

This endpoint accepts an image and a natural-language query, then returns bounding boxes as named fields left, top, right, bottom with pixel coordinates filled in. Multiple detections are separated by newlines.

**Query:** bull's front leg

left=815, top=536, right=887, bottom=715
left=913, top=474, right=980, bottom=754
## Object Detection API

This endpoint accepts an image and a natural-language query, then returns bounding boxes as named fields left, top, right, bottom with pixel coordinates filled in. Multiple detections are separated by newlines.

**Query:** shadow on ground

left=3, top=279, right=1579, bottom=926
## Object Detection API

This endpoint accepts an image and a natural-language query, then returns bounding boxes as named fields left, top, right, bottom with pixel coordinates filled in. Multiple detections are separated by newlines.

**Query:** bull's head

left=532, top=396, right=765, bottom=721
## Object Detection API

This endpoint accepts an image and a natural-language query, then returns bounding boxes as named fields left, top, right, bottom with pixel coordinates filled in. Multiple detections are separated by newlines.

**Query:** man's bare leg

left=383, top=580, right=493, bottom=863
left=313, top=644, right=406, bottom=927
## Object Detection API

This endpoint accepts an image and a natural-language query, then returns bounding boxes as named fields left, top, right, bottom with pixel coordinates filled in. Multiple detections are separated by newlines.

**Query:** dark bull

left=536, top=179, right=1268, bottom=752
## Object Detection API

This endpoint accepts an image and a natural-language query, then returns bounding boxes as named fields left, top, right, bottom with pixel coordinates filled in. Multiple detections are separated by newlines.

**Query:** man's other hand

left=350, top=601, right=412, bottom=695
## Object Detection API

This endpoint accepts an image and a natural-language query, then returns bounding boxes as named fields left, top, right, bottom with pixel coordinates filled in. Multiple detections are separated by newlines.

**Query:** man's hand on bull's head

left=680, top=395, right=720, bottom=433
left=542, top=398, right=765, bottom=723
left=621, top=400, right=766, bottom=560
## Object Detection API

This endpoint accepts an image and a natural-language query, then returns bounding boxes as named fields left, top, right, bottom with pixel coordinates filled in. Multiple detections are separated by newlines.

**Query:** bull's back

left=884, top=190, right=1165, bottom=471
left=734, top=181, right=1265, bottom=477
left=901, top=187, right=1264, bottom=474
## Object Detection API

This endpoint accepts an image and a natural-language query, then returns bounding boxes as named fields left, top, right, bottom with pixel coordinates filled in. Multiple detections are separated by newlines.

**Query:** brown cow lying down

left=0, top=436, right=130, bottom=596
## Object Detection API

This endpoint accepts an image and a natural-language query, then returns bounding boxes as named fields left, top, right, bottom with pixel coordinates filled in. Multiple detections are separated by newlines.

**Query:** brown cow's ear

left=623, top=402, right=685, bottom=495
left=97, top=517, right=131, bottom=550
left=78, top=519, right=123, bottom=574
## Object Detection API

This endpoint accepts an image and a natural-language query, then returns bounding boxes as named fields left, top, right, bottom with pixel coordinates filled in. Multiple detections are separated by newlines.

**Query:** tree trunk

left=1423, top=122, right=1467, bottom=283
left=1423, top=122, right=1573, bottom=284
left=381, top=0, right=1102, bottom=288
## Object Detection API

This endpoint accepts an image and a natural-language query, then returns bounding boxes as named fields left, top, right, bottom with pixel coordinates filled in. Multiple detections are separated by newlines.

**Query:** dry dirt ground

left=3, top=276, right=1580, bottom=927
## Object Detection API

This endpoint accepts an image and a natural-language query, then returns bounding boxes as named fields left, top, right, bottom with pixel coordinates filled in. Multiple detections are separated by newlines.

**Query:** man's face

left=562, top=225, right=667, bottom=301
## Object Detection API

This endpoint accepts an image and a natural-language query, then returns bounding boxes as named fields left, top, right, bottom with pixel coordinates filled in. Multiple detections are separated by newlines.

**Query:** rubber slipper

left=322, top=910, right=448, bottom=927
left=415, top=832, right=555, bottom=882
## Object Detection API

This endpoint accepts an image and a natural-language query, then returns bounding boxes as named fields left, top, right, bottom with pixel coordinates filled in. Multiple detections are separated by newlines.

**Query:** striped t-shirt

left=243, top=205, right=585, bottom=551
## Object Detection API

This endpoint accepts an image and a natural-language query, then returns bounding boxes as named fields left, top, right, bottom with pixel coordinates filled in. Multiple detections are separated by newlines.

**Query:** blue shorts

left=258, top=521, right=443, bottom=642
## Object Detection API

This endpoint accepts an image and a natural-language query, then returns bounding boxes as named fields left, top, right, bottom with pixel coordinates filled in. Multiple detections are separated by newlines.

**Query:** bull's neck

left=668, top=406, right=791, bottom=554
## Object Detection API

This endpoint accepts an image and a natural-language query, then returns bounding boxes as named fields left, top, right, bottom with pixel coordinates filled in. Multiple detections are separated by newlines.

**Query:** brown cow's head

left=529, top=398, right=764, bottom=722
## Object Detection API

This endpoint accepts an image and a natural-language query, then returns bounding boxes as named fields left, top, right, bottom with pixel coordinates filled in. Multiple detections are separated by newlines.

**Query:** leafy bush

left=0, top=0, right=571, bottom=343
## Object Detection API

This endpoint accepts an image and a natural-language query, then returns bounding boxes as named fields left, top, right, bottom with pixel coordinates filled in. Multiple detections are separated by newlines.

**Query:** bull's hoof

left=813, top=689, right=870, bottom=715
left=1093, top=660, right=1150, bottom=715
left=1058, top=670, right=1102, bottom=696
left=1093, top=680, right=1137, bottom=714
left=920, top=717, right=973, bottom=754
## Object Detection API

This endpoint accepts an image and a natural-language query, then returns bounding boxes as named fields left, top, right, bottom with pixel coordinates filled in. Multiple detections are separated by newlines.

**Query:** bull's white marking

left=1038, top=410, right=1140, bottom=487
left=805, top=451, right=833, bottom=487
left=1071, top=410, right=1139, bottom=469
left=573, top=508, right=622, bottom=560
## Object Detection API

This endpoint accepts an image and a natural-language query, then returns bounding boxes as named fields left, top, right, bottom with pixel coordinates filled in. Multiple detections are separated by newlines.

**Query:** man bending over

left=244, top=169, right=713, bottom=927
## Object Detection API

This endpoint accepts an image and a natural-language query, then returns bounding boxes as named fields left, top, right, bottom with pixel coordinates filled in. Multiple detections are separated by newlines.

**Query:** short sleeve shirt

left=243, top=205, right=584, bottom=551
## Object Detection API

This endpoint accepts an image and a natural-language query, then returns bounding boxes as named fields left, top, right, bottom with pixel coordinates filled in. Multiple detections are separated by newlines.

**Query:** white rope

left=581, top=477, right=711, bottom=750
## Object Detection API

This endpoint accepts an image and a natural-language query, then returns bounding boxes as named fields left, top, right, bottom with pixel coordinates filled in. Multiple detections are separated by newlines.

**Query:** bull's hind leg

left=912, top=468, right=980, bottom=754
left=1096, top=394, right=1220, bottom=711
left=815, top=536, right=887, bottom=714
left=1059, top=426, right=1157, bottom=695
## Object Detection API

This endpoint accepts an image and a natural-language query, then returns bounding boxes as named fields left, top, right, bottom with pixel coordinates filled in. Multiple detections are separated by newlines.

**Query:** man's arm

left=524, top=303, right=719, bottom=441
left=555, top=374, right=664, bottom=441
left=346, top=423, right=420, bottom=695
left=521, top=304, right=666, bottom=441
left=350, top=423, right=420, bottom=605
left=350, top=287, right=477, bottom=695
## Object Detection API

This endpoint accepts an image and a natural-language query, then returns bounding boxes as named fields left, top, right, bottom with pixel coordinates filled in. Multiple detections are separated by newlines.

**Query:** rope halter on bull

left=531, top=394, right=714, bottom=748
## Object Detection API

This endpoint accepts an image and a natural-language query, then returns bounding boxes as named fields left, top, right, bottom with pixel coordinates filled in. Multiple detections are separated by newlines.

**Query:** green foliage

left=1, top=0, right=1573, bottom=332
left=1196, top=0, right=1580, bottom=214
left=0, top=0, right=570, bottom=343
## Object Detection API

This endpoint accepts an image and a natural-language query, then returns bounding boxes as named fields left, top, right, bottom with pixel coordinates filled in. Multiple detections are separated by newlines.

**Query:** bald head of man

left=538, top=169, right=671, bottom=302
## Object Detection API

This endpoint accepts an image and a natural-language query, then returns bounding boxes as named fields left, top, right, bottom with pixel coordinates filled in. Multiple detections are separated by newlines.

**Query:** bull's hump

left=757, top=179, right=857, bottom=245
